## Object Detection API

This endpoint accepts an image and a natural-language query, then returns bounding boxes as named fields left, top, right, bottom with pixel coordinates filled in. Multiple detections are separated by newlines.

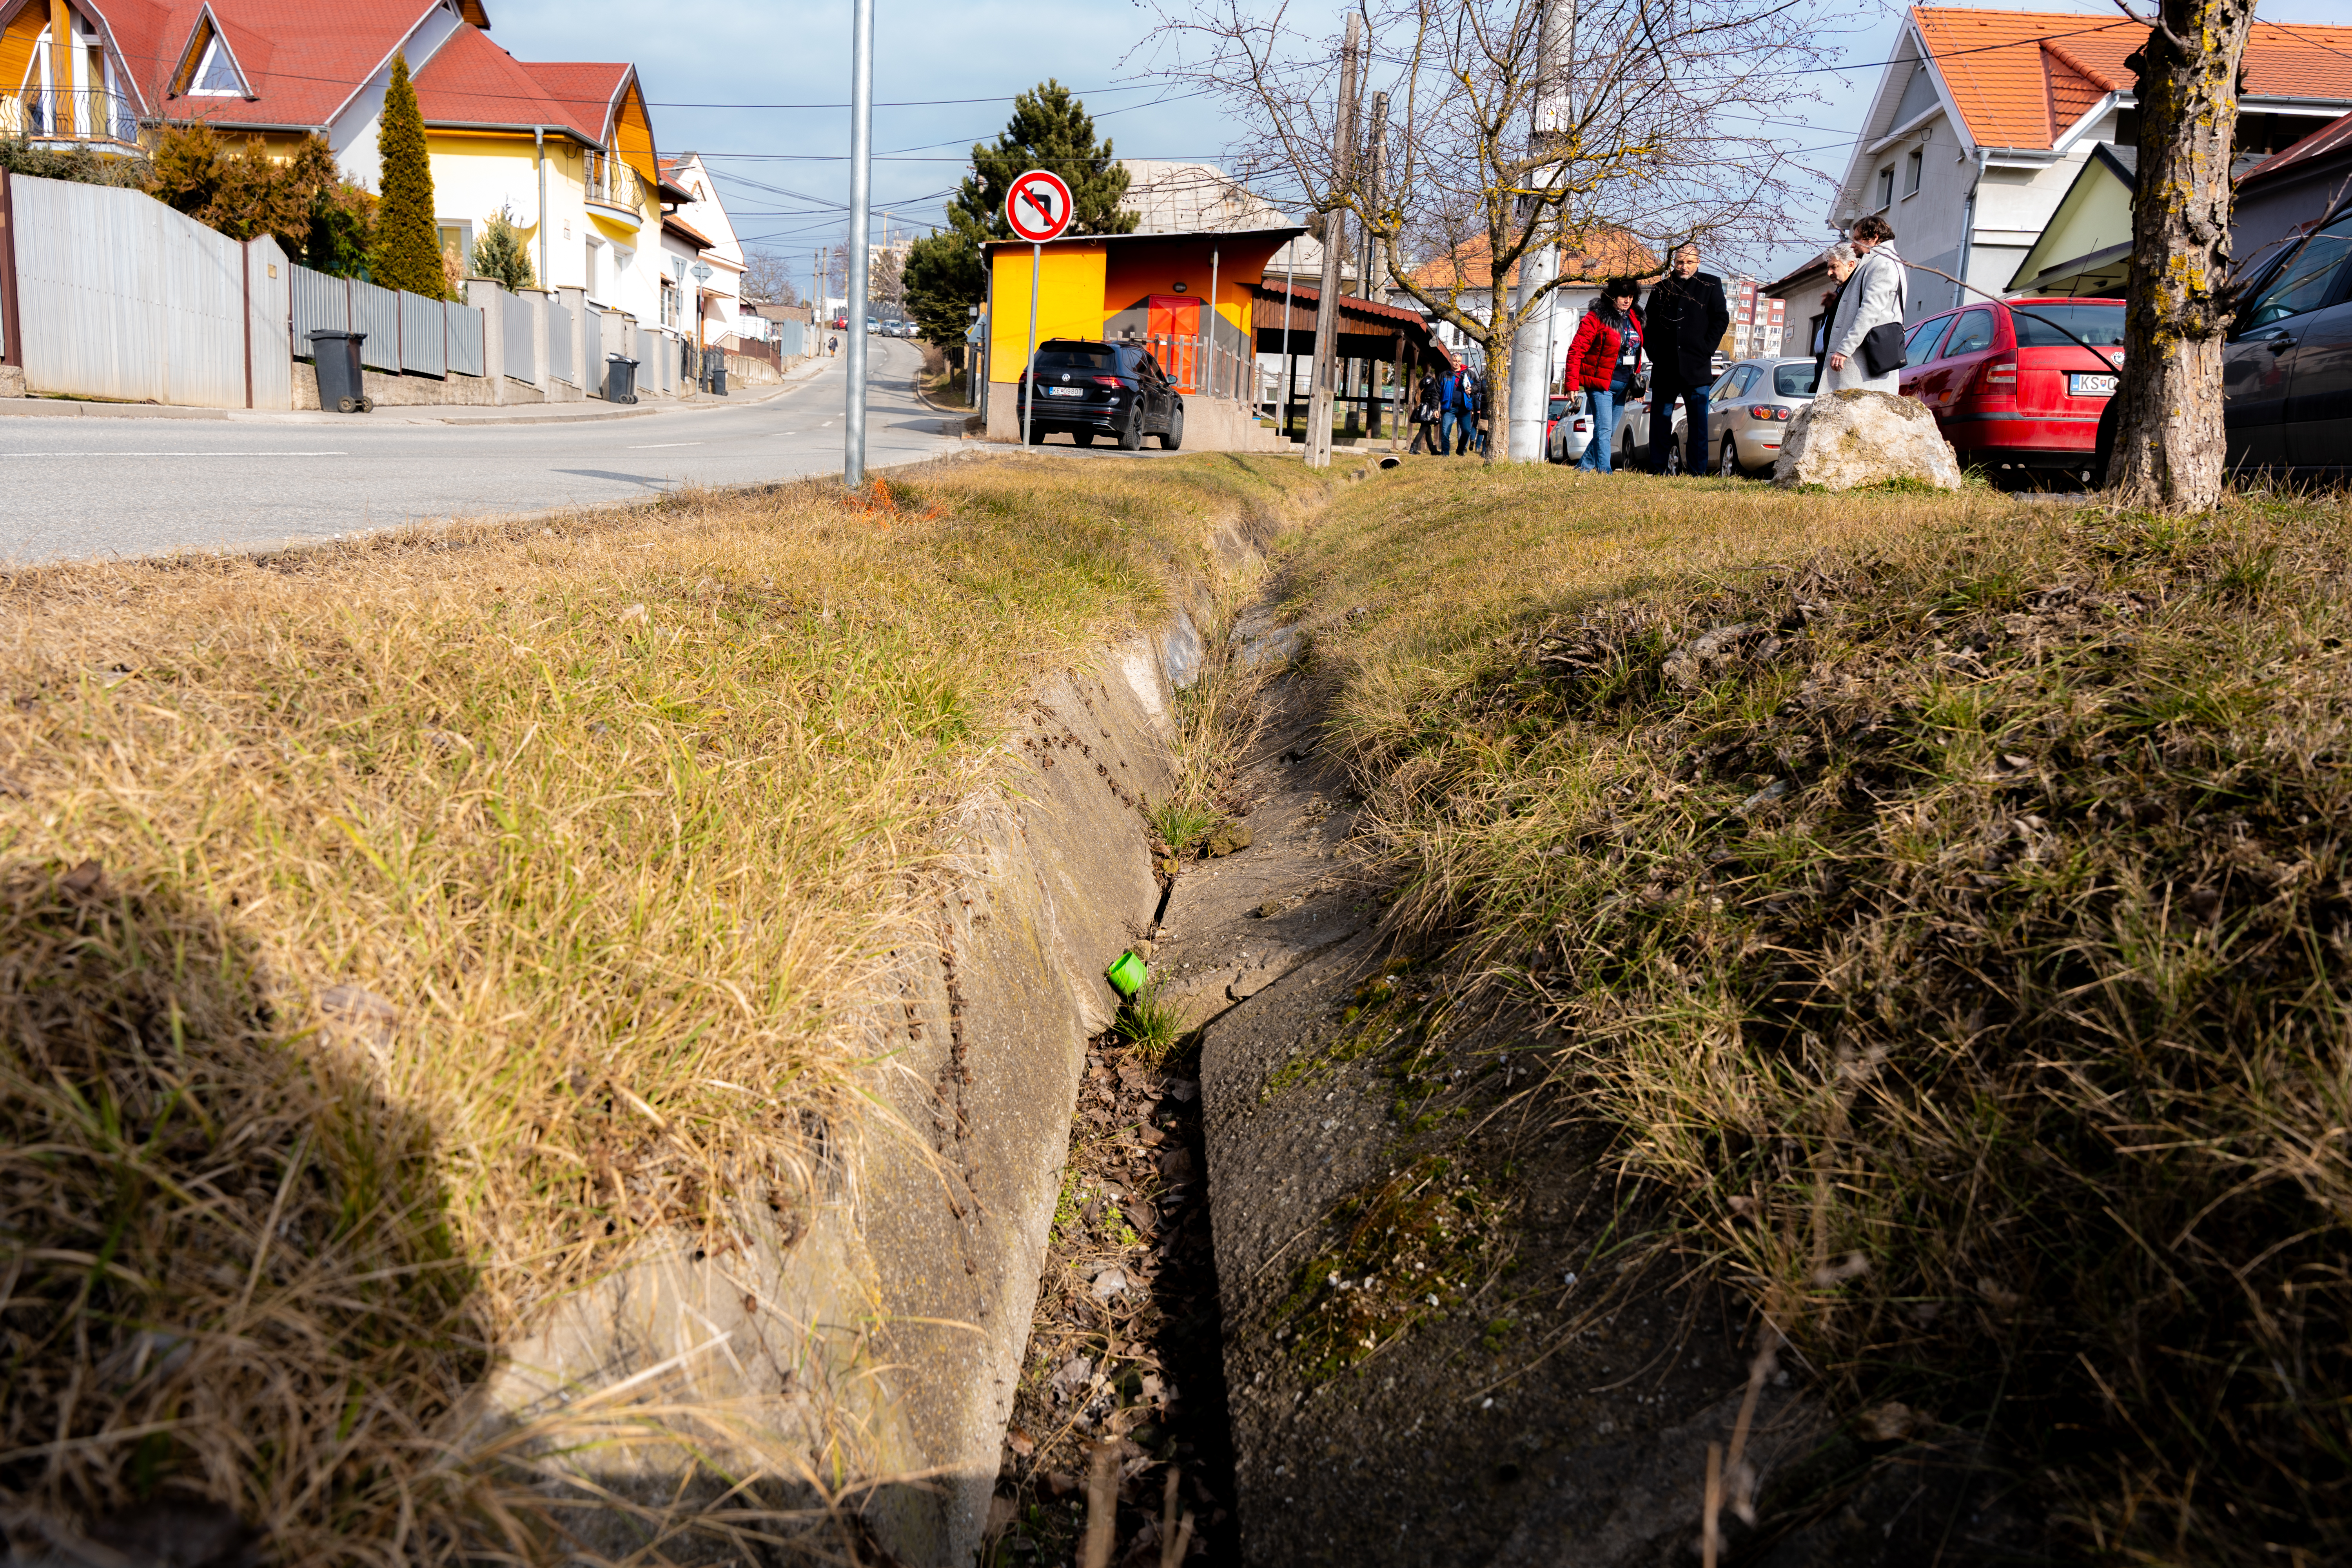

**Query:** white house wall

left=327, top=0, right=466, bottom=187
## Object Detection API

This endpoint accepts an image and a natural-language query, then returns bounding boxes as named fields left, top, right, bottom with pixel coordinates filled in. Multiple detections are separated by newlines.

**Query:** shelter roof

left=2240, top=108, right=2352, bottom=189
left=981, top=225, right=1306, bottom=255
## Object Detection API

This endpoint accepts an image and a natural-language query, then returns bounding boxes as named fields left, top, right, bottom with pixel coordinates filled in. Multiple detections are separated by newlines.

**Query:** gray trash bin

left=604, top=353, right=639, bottom=405
left=703, top=347, right=728, bottom=396
left=309, top=330, right=371, bottom=413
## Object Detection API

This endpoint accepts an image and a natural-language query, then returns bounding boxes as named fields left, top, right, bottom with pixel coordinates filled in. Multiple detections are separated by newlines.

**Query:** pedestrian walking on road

left=1564, top=277, right=1643, bottom=474
left=1408, top=370, right=1444, bottom=454
left=1641, top=244, right=1731, bottom=475
left=1442, top=363, right=1475, bottom=455
left=1810, top=243, right=1858, bottom=391
left=1823, top=214, right=1906, bottom=395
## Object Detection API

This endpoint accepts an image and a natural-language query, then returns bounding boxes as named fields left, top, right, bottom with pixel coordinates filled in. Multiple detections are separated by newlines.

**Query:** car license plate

left=2070, top=372, right=2118, bottom=397
left=1045, top=386, right=1085, bottom=397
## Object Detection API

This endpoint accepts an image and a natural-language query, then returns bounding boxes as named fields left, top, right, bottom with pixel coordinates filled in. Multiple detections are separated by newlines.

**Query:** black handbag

left=1859, top=274, right=1908, bottom=378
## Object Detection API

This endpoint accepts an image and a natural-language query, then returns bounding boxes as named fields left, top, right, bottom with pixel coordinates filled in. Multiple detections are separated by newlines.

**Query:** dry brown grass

left=0, top=454, right=1323, bottom=1560
left=1290, top=464, right=2352, bottom=1561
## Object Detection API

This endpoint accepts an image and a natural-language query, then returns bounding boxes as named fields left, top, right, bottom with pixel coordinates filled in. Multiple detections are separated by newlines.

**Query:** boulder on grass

left=1773, top=388, right=1963, bottom=491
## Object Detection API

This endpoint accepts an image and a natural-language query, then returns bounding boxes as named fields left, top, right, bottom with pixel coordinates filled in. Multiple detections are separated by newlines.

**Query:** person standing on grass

left=1409, top=368, right=1444, bottom=454
left=1823, top=214, right=1906, bottom=394
left=1811, top=243, right=1859, bottom=391
left=1472, top=370, right=1492, bottom=455
left=1641, top=244, right=1731, bottom=475
left=1564, top=278, right=1643, bottom=474
left=1443, top=361, right=1475, bottom=455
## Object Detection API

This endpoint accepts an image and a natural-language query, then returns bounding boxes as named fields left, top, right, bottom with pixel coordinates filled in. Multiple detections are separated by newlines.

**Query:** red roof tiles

left=1912, top=7, right=2352, bottom=151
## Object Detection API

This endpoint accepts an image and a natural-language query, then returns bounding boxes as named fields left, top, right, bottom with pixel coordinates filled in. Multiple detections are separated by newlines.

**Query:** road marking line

left=626, top=441, right=705, bottom=449
left=0, top=451, right=350, bottom=457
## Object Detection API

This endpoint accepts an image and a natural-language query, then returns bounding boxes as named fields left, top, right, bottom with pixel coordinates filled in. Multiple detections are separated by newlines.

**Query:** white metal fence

left=8, top=173, right=289, bottom=409
left=503, top=290, right=534, bottom=384
left=547, top=297, right=574, bottom=385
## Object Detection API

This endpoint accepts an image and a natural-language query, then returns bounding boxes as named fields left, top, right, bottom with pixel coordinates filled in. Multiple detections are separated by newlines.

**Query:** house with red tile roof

left=656, top=151, right=747, bottom=351
left=0, top=0, right=693, bottom=332
left=1828, top=6, right=2352, bottom=319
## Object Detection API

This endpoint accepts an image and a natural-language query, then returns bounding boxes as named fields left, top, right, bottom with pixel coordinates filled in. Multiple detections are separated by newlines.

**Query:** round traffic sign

left=1005, top=168, right=1074, bottom=243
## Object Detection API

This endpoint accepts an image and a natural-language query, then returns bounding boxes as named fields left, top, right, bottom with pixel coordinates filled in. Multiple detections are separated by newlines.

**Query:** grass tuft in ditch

left=1289, top=463, right=2352, bottom=1561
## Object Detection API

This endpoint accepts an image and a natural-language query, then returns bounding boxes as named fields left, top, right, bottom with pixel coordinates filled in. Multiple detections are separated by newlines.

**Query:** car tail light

left=1748, top=404, right=1792, bottom=421
left=1981, top=361, right=2018, bottom=387
left=1092, top=376, right=1123, bottom=387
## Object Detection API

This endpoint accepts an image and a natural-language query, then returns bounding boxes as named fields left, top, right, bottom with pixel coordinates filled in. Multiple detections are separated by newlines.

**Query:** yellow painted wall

left=2009, top=158, right=2131, bottom=289
left=989, top=242, right=1108, bottom=382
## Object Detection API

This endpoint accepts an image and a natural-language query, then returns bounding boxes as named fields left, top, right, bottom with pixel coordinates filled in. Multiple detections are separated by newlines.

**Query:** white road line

left=626, top=441, right=705, bottom=448
left=0, top=451, right=351, bottom=457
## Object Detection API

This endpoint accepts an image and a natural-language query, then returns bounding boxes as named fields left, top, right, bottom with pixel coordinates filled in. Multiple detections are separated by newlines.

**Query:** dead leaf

left=59, top=859, right=103, bottom=897
left=1854, top=1401, right=1921, bottom=1443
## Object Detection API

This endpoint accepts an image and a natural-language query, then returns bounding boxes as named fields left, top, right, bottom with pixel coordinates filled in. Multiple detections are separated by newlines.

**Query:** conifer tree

left=373, top=54, right=443, bottom=298
left=903, top=82, right=1133, bottom=345
left=471, top=205, right=535, bottom=291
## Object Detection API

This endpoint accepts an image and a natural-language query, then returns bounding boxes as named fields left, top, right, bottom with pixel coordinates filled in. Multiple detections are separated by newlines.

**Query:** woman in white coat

left=1823, top=213, right=1905, bottom=395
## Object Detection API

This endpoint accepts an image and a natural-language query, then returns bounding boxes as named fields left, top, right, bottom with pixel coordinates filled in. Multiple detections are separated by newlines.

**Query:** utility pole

left=1361, top=90, right=1388, bottom=439
left=1305, top=11, right=1361, bottom=470
left=1508, top=0, right=1575, bottom=463
left=843, top=0, right=874, bottom=484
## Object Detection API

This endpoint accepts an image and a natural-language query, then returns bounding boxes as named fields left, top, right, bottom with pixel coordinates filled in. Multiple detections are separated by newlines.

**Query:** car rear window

left=1037, top=346, right=1117, bottom=370
left=1773, top=363, right=1817, bottom=397
left=2011, top=303, right=2126, bottom=347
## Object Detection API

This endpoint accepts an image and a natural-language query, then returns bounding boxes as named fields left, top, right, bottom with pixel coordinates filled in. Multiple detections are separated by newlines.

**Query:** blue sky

left=487, top=0, right=2350, bottom=285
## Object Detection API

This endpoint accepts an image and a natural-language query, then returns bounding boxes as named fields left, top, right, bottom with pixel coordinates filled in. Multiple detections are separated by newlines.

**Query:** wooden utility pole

left=2108, top=0, right=2256, bottom=510
left=1305, top=11, right=1361, bottom=469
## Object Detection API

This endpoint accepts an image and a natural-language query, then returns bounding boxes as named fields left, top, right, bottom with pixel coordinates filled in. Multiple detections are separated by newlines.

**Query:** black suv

left=1015, top=338, right=1185, bottom=451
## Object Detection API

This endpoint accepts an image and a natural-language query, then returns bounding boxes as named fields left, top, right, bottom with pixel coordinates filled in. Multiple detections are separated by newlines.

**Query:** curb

left=0, top=357, right=827, bottom=428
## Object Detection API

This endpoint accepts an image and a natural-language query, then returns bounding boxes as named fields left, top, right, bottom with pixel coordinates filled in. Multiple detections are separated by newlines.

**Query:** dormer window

left=189, top=35, right=243, bottom=96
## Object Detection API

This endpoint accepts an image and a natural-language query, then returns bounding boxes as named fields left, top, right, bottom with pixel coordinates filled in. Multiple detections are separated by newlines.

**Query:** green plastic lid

left=1106, top=950, right=1148, bottom=998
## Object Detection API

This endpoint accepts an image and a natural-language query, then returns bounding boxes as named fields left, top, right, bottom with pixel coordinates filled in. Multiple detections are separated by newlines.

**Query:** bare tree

left=740, top=246, right=798, bottom=306
left=869, top=247, right=905, bottom=314
left=1152, top=0, right=1833, bottom=463
left=2107, top=0, right=2255, bottom=510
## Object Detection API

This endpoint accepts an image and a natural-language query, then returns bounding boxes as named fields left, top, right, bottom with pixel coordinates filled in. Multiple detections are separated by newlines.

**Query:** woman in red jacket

left=1562, top=278, right=1642, bottom=473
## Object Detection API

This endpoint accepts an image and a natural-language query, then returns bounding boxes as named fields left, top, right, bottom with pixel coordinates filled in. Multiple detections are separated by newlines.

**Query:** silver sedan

left=1706, top=356, right=1819, bottom=477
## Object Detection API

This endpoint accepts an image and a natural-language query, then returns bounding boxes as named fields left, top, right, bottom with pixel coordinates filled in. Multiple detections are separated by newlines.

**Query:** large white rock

left=1773, top=388, right=1964, bottom=491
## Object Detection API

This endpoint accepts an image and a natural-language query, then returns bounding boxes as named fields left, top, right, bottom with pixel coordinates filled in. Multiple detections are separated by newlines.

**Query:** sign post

left=1004, top=168, right=1073, bottom=448
left=843, top=0, right=875, bottom=485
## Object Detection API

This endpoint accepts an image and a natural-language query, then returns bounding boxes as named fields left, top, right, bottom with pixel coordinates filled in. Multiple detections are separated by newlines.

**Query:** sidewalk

left=0, top=353, right=830, bottom=426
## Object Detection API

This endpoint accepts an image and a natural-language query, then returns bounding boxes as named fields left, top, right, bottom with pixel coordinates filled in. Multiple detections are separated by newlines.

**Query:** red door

left=1149, top=295, right=1201, bottom=392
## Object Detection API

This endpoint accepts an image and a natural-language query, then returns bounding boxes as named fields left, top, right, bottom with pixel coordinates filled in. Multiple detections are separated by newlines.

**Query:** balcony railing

left=0, top=88, right=140, bottom=145
left=583, top=154, right=646, bottom=215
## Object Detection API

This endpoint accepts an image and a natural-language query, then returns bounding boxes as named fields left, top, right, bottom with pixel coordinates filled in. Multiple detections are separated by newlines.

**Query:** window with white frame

left=188, top=32, right=245, bottom=96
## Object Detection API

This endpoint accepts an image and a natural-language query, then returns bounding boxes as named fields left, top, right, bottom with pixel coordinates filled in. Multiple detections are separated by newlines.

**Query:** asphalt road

left=0, top=337, right=958, bottom=565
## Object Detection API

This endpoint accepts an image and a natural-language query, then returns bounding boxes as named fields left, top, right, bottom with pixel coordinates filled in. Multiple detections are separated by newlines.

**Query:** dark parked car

left=1900, top=296, right=2125, bottom=481
left=1015, top=338, right=1185, bottom=450
left=2094, top=196, right=2352, bottom=484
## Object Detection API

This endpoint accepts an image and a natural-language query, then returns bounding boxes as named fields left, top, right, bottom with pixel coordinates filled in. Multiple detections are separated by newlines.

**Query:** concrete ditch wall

left=482, top=537, right=1258, bottom=1565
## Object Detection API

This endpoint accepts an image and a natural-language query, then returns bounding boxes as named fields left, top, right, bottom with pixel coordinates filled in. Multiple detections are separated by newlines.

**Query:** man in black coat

left=1642, top=245, right=1731, bottom=475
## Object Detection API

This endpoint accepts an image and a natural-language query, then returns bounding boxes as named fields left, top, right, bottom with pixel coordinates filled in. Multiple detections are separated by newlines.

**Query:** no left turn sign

left=1005, top=169, right=1074, bottom=243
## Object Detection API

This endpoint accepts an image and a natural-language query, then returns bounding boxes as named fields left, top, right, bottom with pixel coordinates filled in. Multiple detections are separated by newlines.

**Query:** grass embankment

left=1287, top=464, right=2352, bottom=1561
left=0, top=454, right=1321, bottom=1562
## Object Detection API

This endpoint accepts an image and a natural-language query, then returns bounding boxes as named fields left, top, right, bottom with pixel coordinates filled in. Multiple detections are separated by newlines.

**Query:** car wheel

left=1159, top=406, right=1184, bottom=451
left=1073, top=429, right=1095, bottom=448
left=1117, top=407, right=1143, bottom=451
left=1720, top=437, right=1740, bottom=479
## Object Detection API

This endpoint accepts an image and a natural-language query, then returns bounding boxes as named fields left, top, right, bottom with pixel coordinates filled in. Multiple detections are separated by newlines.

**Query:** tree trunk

left=1482, top=278, right=1512, bottom=466
left=2109, top=0, right=2256, bottom=510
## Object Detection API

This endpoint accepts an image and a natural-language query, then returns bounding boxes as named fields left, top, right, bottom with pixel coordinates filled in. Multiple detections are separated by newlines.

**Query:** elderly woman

left=1823, top=213, right=1906, bottom=394
left=1811, top=242, right=1858, bottom=388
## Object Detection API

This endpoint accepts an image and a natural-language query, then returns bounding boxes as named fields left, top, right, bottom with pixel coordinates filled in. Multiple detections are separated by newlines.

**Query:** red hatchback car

left=1897, top=296, right=2127, bottom=480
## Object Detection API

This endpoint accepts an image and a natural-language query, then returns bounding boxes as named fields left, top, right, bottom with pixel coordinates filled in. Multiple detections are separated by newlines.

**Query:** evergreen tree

left=373, top=54, right=443, bottom=298
left=903, top=81, right=1134, bottom=346
left=471, top=204, right=535, bottom=291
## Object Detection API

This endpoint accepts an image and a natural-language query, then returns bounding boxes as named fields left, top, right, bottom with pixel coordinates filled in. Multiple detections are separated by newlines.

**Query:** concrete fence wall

left=2, top=173, right=808, bottom=414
